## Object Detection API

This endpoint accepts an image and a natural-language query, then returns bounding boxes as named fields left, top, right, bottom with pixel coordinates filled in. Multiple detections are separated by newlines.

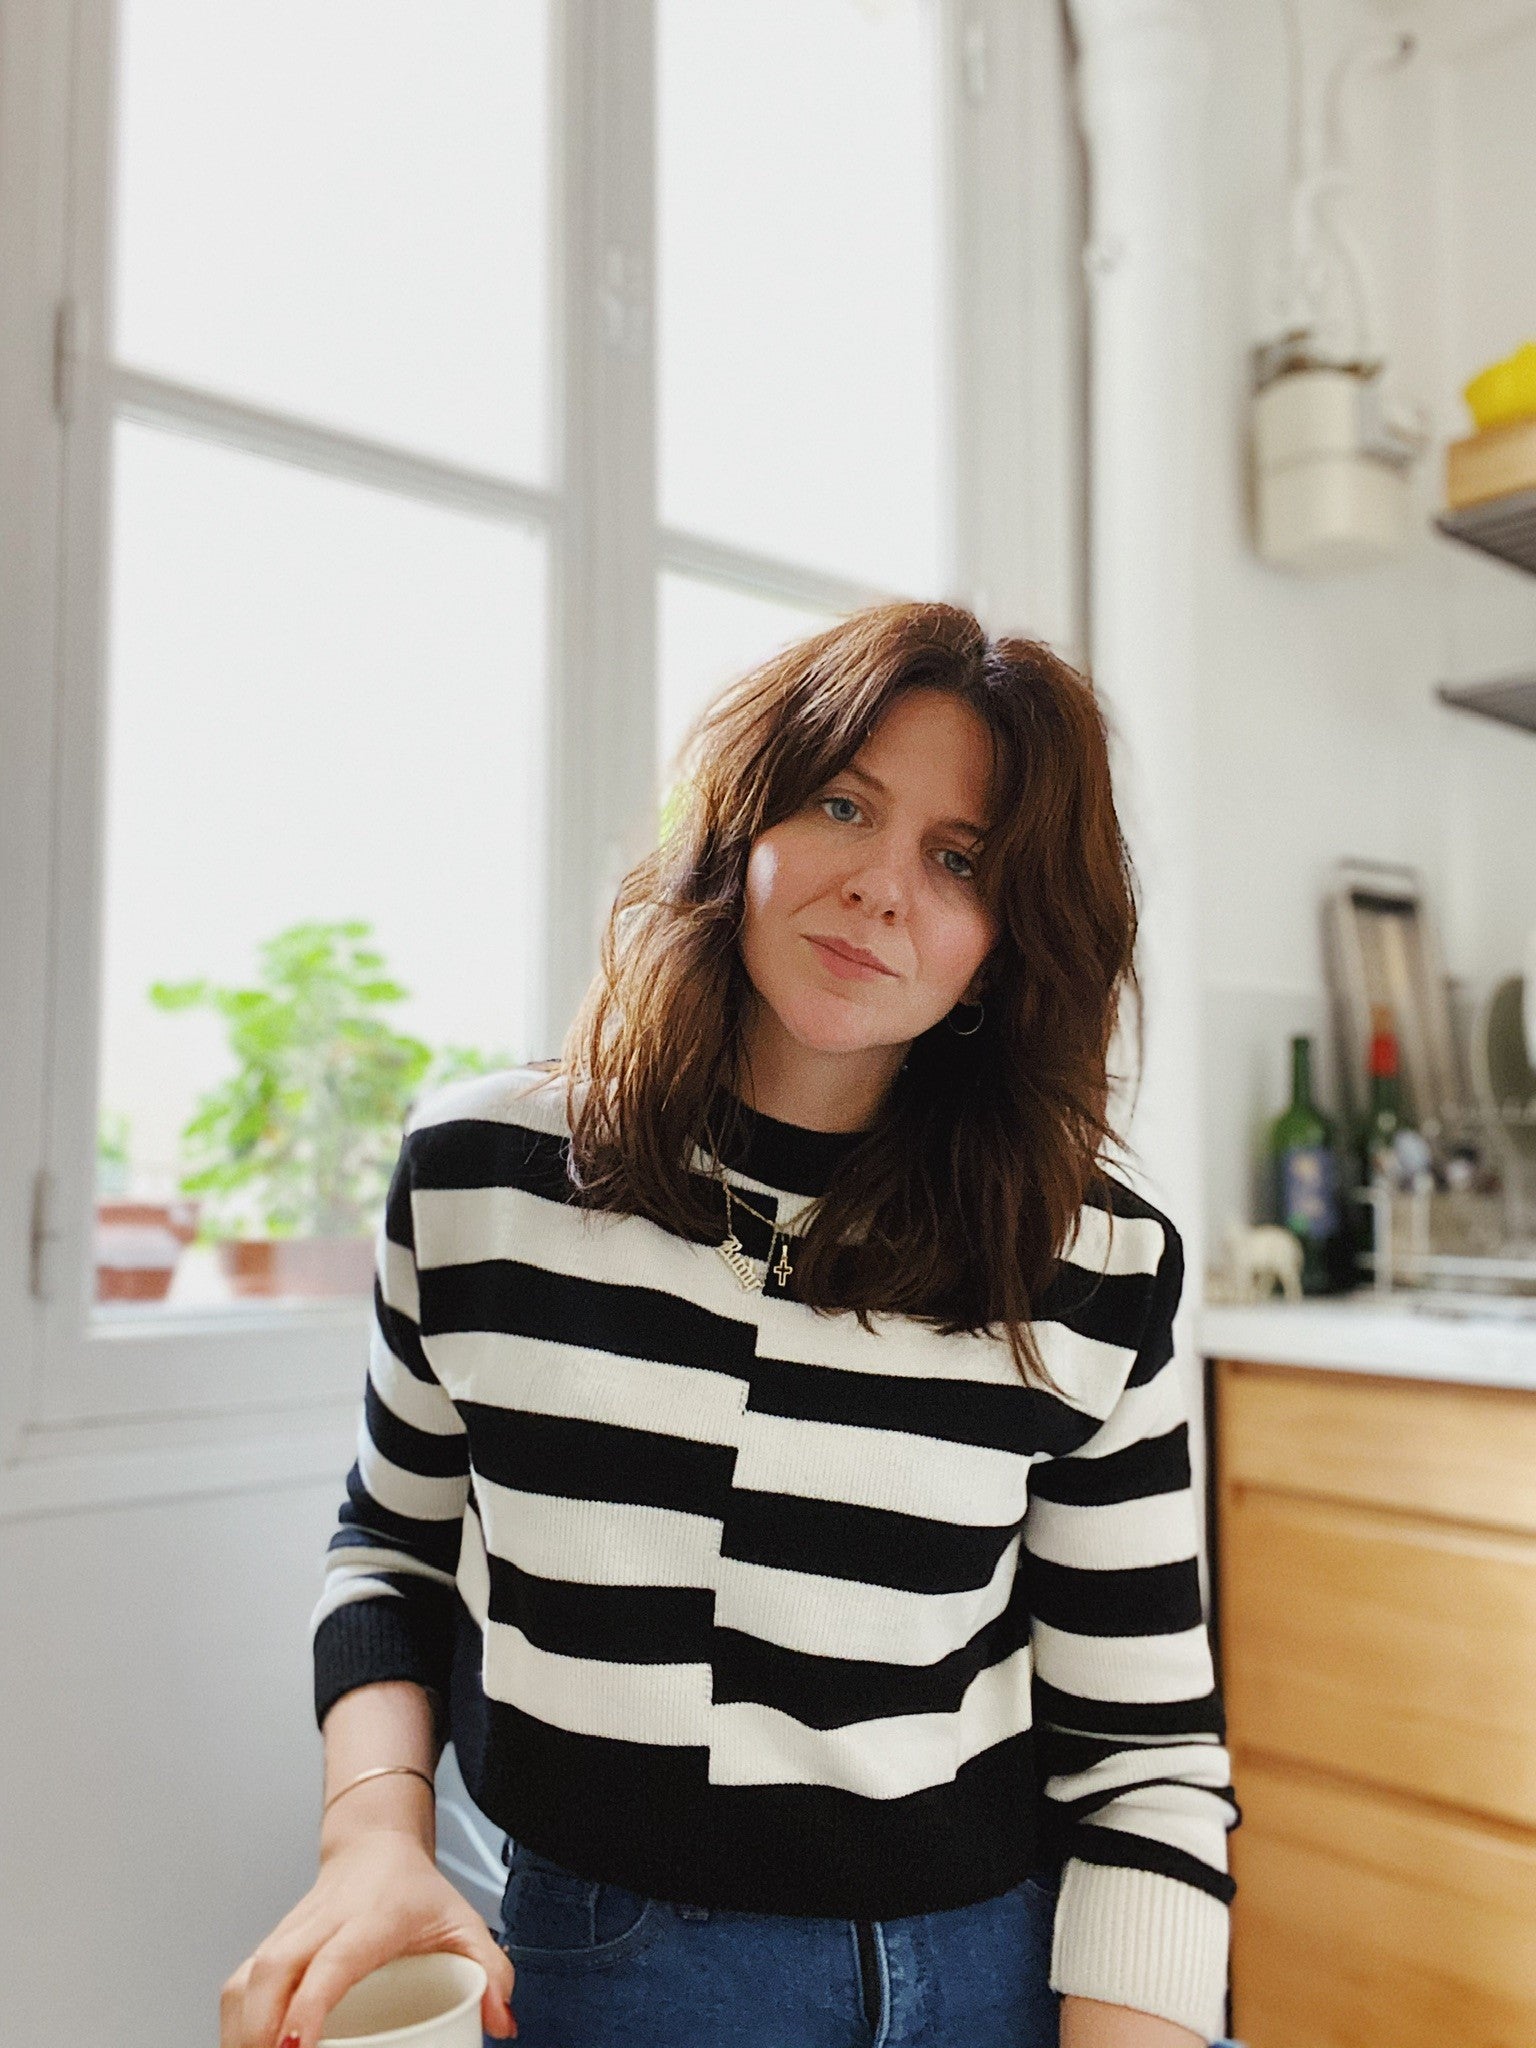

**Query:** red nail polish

left=279, top=2036, right=300, bottom=2048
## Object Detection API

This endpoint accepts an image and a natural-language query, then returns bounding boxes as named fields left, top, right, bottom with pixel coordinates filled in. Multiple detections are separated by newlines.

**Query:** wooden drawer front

left=1217, top=1359, right=1536, bottom=1534
left=1230, top=1755, right=1536, bottom=2048
left=1223, top=1486, right=1536, bottom=1827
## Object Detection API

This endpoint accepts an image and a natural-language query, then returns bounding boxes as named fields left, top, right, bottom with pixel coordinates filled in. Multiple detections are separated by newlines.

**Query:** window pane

left=113, top=1, right=551, bottom=481
left=658, top=0, right=945, bottom=593
left=94, top=422, right=546, bottom=1312
left=659, top=572, right=837, bottom=785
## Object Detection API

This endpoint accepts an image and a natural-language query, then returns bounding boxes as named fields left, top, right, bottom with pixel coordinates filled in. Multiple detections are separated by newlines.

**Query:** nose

left=840, top=848, right=910, bottom=920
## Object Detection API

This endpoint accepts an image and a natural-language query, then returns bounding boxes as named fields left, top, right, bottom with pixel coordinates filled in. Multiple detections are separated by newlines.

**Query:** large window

left=654, top=0, right=946, bottom=773
left=91, top=2, right=555, bottom=1338
left=113, top=3, right=553, bottom=477
left=658, top=0, right=946, bottom=596
left=2, top=0, right=1081, bottom=1444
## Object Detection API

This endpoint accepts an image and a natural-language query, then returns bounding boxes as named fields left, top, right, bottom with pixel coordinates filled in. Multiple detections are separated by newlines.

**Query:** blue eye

left=820, top=795, right=861, bottom=824
left=821, top=795, right=978, bottom=880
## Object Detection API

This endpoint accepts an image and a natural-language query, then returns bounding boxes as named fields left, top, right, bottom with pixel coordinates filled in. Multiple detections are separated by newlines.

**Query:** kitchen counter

left=1198, top=1291, right=1536, bottom=1390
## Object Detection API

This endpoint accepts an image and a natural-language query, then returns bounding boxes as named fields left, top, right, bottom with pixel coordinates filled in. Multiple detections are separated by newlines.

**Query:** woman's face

left=738, top=688, right=1000, bottom=1067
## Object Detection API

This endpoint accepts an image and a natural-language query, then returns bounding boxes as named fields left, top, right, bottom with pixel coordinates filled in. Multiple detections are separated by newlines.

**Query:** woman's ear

left=966, top=943, right=999, bottom=1007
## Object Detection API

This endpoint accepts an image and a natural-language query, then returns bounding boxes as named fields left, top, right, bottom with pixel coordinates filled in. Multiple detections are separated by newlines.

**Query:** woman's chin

left=771, top=999, right=908, bottom=1058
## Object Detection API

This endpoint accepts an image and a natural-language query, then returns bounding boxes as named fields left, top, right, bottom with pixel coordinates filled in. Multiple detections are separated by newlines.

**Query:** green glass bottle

left=1268, top=1034, right=1342, bottom=1295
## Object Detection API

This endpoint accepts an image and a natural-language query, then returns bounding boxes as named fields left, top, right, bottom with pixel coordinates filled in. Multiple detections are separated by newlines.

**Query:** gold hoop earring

left=946, top=999, right=984, bottom=1037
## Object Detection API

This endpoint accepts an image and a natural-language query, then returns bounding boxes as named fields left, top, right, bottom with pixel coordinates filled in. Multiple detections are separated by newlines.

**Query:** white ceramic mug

left=317, top=1953, right=488, bottom=2047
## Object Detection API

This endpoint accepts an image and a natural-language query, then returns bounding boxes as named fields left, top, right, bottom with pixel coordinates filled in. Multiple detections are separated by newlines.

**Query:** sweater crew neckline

left=702, top=1085, right=869, bottom=1197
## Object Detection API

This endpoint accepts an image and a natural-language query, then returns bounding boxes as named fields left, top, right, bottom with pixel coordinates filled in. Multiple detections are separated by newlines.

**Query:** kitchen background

left=2, top=2, right=1535, bottom=2045
left=1198, top=0, right=1536, bottom=1258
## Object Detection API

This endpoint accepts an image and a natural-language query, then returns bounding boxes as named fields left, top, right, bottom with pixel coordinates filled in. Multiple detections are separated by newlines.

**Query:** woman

left=222, top=602, right=1241, bottom=2048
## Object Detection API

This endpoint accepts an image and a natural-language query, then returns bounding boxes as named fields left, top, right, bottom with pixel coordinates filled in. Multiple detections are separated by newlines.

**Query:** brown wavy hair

left=551, top=599, right=1140, bottom=1391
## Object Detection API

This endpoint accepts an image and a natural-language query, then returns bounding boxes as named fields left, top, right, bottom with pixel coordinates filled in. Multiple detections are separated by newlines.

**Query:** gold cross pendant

left=771, top=1238, right=794, bottom=1286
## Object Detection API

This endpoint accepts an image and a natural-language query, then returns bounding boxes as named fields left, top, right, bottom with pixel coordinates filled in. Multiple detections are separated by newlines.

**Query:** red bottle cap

left=1368, top=1003, right=1398, bottom=1079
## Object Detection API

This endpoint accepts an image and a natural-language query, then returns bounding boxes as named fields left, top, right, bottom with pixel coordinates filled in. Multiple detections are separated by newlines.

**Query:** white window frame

left=0, top=0, right=1083, bottom=1507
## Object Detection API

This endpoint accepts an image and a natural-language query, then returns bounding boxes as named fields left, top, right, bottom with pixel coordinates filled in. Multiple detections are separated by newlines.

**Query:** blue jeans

left=492, top=1841, right=1247, bottom=2046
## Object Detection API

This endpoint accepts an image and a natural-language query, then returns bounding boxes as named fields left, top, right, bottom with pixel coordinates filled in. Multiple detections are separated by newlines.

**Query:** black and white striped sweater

left=312, top=1064, right=1240, bottom=2042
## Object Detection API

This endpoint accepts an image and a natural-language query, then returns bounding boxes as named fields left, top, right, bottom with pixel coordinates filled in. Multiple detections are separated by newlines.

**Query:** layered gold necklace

left=706, top=1156, right=825, bottom=1293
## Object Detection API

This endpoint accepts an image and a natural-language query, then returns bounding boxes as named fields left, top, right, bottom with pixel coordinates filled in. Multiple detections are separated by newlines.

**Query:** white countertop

left=1198, top=1291, right=1536, bottom=1391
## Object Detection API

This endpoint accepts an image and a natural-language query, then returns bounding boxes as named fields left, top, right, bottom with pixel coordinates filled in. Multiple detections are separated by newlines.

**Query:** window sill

left=0, top=1397, right=359, bottom=1521
left=33, top=1295, right=370, bottom=1430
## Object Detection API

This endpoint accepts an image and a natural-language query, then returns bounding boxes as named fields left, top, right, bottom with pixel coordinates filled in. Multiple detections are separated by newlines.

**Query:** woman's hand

left=219, top=1825, right=516, bottom=2048
left=1061, top=1993, right=1208, bottom=2047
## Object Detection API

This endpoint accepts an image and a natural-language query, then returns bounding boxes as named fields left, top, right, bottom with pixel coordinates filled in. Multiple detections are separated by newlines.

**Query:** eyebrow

left=834, top=764, right=989, bottom=842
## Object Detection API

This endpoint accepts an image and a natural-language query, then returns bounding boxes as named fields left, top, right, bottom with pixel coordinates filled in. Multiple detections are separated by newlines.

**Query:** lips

left=805, top=934, right=897, bottom=976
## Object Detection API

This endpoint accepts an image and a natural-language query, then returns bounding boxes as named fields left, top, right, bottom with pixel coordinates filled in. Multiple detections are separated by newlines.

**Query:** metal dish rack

left=1357, top=1102, right=1536, bottom=1298
left=1325, top=859, right=1536, bottom=1302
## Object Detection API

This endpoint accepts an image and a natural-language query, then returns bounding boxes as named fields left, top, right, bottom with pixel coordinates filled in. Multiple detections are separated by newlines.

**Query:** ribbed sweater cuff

left=313, top=1595, right=452, bottom=1741
left=1050, top=1858, right=1231, bottom=2044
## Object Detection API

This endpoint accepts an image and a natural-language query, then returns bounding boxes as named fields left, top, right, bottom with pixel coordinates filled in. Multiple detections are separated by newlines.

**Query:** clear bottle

left=1350, top=1003, right=1427, bottom=1285
left=1268, top=1034, right=1342, bottom=1295
left=1357, top=1003, right=1404, bottom=1189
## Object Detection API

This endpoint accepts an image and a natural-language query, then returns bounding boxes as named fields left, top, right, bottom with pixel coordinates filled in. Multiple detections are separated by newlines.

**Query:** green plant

left=149, top=919, right=518, bottom=1240
left=97, top=1108, right=132, bottom=1197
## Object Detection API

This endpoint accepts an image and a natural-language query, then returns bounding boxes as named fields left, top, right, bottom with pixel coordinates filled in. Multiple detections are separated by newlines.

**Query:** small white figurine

left=1222, top=1221, right=1305, bottom=1304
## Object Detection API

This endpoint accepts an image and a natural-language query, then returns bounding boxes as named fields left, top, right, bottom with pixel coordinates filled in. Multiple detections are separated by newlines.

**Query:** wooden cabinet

left=1212, top=1359, right=1536, bottom=2048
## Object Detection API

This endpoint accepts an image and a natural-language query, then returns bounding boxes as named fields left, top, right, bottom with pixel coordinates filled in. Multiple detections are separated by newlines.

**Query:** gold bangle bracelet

left=322, top=1763, right=436, bottom=1816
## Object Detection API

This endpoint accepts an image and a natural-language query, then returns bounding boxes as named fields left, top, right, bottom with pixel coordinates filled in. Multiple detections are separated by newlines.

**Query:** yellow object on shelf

left=1464, top=341, right=1536, bottom=429
left=1445, top=415, right=1536, bottom=509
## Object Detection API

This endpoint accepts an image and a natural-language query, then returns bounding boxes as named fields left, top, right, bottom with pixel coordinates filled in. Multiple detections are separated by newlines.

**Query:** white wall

left=0, top=1475, right=345, bottom=2046
left=1195, top=0, right=1536, bottom=1253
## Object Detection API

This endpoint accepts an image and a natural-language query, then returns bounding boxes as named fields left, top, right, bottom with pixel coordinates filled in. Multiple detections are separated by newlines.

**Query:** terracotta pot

left=216, top=1234, right=376, bottom=1299
left=94, top=1199, right=200, bottom=1303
